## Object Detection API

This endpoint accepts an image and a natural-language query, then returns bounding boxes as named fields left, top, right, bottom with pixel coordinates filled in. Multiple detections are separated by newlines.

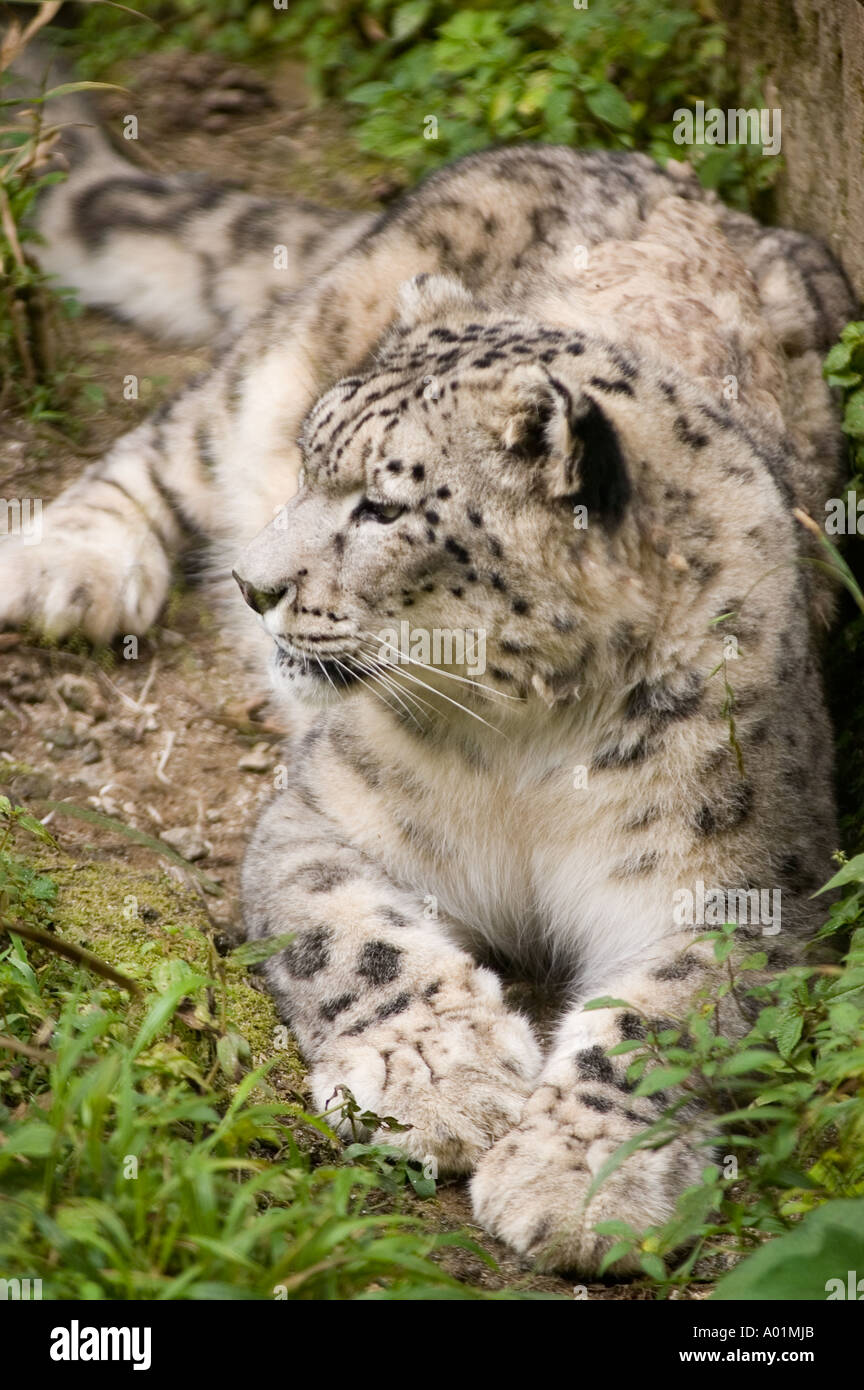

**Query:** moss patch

left=38, top=853, right=305, bottom=1098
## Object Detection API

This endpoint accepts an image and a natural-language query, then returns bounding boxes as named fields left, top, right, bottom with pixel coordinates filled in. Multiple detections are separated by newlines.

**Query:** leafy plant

left=331, top=1, right=775, bottom=206
left=0, top=798, right=517, bottom=1300
left=0, top=3, right=118, bottom=419
left=824, top=320, right=864, bottom=483
left=70, top=0, right=777, bottom=209
left=823, top=321, right=864, bottom=850
left=713, top=1199, right=864, bottom=1300
left=575, top=900, right=864, bottom=1295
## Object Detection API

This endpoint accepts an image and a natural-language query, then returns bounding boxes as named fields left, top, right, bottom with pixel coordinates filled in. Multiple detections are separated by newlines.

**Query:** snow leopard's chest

left=312, top=720, right=669, bottom=966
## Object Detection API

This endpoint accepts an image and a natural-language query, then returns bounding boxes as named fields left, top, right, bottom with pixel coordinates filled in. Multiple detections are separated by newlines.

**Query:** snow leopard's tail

left=718, top=207, right=859, bottom=359
left=710, top=205, right=859, bottom=630
left=11, top=44, right=372, bottom=345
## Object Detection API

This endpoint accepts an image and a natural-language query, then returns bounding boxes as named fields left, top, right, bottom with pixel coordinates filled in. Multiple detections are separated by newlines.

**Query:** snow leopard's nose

left=232, top=570, right=296, bottom=617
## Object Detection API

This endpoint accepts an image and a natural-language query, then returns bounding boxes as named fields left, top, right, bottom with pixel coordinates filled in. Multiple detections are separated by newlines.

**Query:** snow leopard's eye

left=353, top=497, right=407, bottom=524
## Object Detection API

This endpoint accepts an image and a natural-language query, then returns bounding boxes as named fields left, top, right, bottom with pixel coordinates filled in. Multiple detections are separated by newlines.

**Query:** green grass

left=0, top=798, right=521, bottom=1300
left=0, top=16, right=115, bottom=421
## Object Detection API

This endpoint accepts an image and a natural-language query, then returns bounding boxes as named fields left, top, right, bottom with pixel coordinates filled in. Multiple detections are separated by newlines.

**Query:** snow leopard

left=1, top=58, right=857, bottom=1272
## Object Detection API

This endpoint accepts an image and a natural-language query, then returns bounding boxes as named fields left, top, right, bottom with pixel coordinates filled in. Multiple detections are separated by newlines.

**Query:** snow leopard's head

left=233, top=274, right=639, bottom=722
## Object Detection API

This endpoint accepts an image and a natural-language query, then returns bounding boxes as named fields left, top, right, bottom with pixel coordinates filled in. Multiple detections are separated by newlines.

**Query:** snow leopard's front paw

left=309, top=965, right=540, bottom=1173
left=0, top=502, right=171, bottom=643
left=471, top=1076, right=705, bottom=1273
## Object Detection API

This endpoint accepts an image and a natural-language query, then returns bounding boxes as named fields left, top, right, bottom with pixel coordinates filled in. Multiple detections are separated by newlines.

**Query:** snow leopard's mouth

left=273, top=644, right=360, bottom=689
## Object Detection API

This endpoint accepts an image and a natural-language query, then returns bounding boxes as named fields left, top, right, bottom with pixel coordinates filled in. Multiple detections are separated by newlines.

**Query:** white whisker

left=358, top=630, right=522, bottom=703
left=355, top=650, right=438, bottom=719
left=352, top=651, right=439, bottom=720
left=314, top=655, right=338, bottom=694
left=330, top=654, right=408, bottom=724
left=357, top=642, right=507, bottom=736
left=349, top=653, right=428, bottom=729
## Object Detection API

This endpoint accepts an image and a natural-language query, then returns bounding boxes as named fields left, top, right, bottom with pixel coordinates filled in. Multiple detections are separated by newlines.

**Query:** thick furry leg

left=0, top=370, right=228, bottom=641
left=243, top=789, right=541, bottom=1172
left=471, top=930, right=768, bottom=1273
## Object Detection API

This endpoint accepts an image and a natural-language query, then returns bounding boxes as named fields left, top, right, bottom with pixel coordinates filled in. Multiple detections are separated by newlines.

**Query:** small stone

left=80, top=739, right=103, bottom=765
left=113, top=721, right=142, bottom=744
left=12, top=682, right=44, bottom=703
left=162, top=826, right=210, bottom=862
left=57, top=673, right=99, bottom=712
left=43, top=725, right=78, bottom=749
left=7, top=771, right=53, bottom=800
left=238, top=741, right=275, bottom=773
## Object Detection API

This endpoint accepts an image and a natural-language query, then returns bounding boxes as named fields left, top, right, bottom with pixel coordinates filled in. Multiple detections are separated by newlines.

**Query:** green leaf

left=713, top=1199, right=864, bottom=1300
left=29, top=875, right=57, bottom=901
left=717, top=1049, right=777, bottom=1077
left=814, top=853, right=864, bottom=894
left=41, top=802, right=222, bottom=894
left=406, top=1167, right=436, bottom=1199
left=828, top=1000, right=862, bottom=1035
left=216, top=1031, right=252, bottom=1081
left=635, top=1065, right=691, bottom=1096
left=826, top=368, right=863, bottom=390
left=639, top=1251, right=666, bottom=1280
left=599, top=1240, right=636, bottom=1274
left=131, top=966, right=209, bottom=1057
left=40, top=81, right=124, bottom=100
left=843, top=388, right=864, bottom=438
left=824, top=342, right=853, bottom=374
left=594, top=1219, right=638, bottom=1238
left=391, top=0, right=432, bottom=43
left=584, top=83, right=633, bottom=130
left=12, top=811, right=56, bottom=846
left=347, top=81, right=394, bottom=106
left=774, top=1012, right=804, bottom=1057
left=739, top=951, right=768, bottom=971
left=0, top=1120, right=55, bottom=1159
left=229, top=933, right=296, bottom=967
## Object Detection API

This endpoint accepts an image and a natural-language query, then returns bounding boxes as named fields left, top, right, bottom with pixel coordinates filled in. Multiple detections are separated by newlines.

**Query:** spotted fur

left=1, top=68, right=858, bottom=1272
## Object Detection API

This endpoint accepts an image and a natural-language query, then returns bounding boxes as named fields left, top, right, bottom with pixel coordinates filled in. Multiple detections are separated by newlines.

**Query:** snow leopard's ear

left=501, top=367, right=631, bottom=527
left=396, top=273, right=473, bottom=328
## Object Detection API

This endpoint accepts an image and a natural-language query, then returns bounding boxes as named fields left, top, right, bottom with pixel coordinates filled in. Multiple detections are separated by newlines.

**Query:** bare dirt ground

left=0, top=50, right=718, bottom=1299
